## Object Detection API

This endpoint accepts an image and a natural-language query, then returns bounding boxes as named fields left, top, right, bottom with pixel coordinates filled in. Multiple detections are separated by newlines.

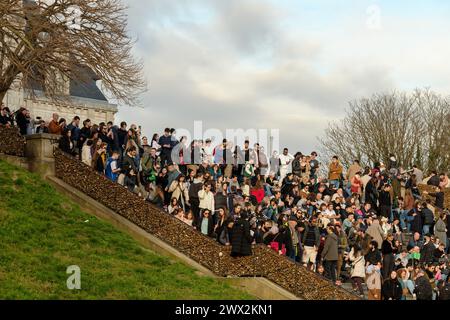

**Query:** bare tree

left=0, top=0, right=145, bottom=105
left=318, top=89, right=450, bottom=174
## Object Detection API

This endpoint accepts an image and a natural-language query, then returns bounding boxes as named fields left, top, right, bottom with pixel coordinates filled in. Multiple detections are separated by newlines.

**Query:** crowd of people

left=2, top=105, right=450, bottom=300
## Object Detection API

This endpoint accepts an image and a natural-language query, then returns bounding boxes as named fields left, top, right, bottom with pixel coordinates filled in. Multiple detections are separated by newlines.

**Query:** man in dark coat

left=365, top=177, right=379, bottom=211
left=420, top=234, right=436, bottom=264
left=122, top=146, right=139, bottom=192
left=421, top=204, right=434, bottom=235
left=230, top=212, right=252, bottom=257
left=15, top=107, right=29, bottom=135
left=427, top=171, right=440, bottom=187
left=424, top=187, right=445, bottom=211
left=409, top=207, right=423, bottom=235
left=379, top=184, right=392, bottom=219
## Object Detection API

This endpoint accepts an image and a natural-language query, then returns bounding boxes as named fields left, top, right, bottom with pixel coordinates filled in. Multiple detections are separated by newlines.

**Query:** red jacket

left=251, top=188, right=265, bottom=204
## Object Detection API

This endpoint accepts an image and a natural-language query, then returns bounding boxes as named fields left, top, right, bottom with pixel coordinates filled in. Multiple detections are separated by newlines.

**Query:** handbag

left=270, top=234, right=286, bottom=255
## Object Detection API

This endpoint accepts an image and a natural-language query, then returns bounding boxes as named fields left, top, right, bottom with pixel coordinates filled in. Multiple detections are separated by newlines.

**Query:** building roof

left=69, top=66, right=108, bottom=102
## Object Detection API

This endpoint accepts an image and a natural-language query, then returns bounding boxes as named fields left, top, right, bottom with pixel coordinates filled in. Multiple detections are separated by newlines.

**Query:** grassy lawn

left=0, top=159, right=253, bottom=300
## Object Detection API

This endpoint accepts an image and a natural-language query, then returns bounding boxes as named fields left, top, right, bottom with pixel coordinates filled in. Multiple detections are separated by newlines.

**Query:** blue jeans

left=399, top=210, right=408, bottom=230
left=307, top=206, right=314, bottom=218
left=423, top=225, right=431, bottom=236
left=344, top=182, right=352, bottom=196
left=329, top=180, right=340, bottom=189
left=264, top=184, right=273, bottom=197
left=405, top=215, right=415, bottom=232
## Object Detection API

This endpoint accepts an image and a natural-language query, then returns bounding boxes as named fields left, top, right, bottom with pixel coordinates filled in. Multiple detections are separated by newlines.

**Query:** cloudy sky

left=115, top=0, right=450, bottom=153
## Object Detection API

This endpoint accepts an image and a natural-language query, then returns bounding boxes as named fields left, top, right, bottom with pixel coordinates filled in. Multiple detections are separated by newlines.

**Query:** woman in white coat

left=347, top=245, right=366, bottom=297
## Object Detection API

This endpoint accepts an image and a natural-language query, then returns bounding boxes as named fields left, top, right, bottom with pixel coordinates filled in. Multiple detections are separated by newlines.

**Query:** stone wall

left=54, top=149, right=358, bottom=300
left=0, top=126, right=26, bottom=157
left=3, top=88, right=117, bottom=126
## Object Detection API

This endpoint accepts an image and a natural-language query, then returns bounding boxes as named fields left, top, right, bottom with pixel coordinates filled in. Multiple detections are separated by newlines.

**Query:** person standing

left=381, top=233, right=396, bottom=280
left=347, top=160, right=363, bottom=181
left=434, top=212, right=447, bottom=250
left=15, top=107, right=29, bottom=135
left=365, top=176, right=379, bottom=211
left=230, top=212, right=252, bottom=257
left=379, top=184, right=392, bottom=220
left=347, top=245, right=366, bottom=298
left=66, top=116, right=81, bottom=153
left=48, top=113, right=62, bottom=135
left=309, top=151, right=320, bottom=182
left=122, top=146, right=139, bottom=192
left=198, top=182, right=215, bottom=219
left=302, top=218, right=321, bottom=271
left=321, top=226, right=339, bottom=285
left=278, top=148, right=294, bottom=183
left=328, top=156, right=343, bottom=190
left=105, top=151, right=121, bottom=182
left=158, top=128, right=173, bottom=167
left=335, top=224, right=348, bottom=284
left=366, top=262, right=382, bottom=300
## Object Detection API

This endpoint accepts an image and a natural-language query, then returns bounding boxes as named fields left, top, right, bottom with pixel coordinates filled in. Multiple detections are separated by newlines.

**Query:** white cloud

left=116, top=0, right=450, bottom=154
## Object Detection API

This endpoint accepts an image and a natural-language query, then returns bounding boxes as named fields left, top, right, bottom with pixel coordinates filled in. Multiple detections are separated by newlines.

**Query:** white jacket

left=198, top=189, right=215, bottom=212
left=348, top=249, right=366, bottom=278
left=82, top=145, right=92, bottom=167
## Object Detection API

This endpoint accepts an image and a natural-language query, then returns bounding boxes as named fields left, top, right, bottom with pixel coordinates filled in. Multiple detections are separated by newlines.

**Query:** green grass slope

left=0, top=159, right=253, bottom=300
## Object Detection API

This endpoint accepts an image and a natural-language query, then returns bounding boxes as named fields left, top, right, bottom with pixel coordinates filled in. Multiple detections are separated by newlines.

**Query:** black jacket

left=79, top=126, right=91, bottom=145
left=420, top=242, right=436, bottom=264
left=189, top=182, right=203, bottom=202
left=58, top=137, right=74, bottom=155
left=379, top=190, right=391, bottom=207
left=214, top=193, right=228, bottom=210
left=302, top=224, right=320, bottom=247
left=0, top=114, right=12, bottom=125
left=422, top=208, right=434, bottom=226
left=365, top=248, right=382, bottom=265
left=414, top=275, right=433, bottom=300
left=276, top=225, right=295, bottom=257
left=409, top=209, right=422, bottom=234
left=382, top=279, right=403, bottom=300
left=16, top=112, right=28, bottom=135
left=428, top=192, right=444, bottom=210
left=122, top=154, right=138, bottom=177
left=365, top=180, right=378, bottom=209
left=198, top=216, right=214, bottom=237
left=230, top=217, right=252, bottom=257
left=427, top=175, right=440, bottom=187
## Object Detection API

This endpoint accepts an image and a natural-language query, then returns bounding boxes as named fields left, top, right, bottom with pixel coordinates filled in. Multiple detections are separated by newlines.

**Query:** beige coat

left=198, top=189, right=215, bottom=211
left=366, top=220, right=384, bottom=249
left=347, top=163, right=363, bottom=180
left=168, top=181, right=189, bottom=203
left=366, top=270, right=382, bottom=290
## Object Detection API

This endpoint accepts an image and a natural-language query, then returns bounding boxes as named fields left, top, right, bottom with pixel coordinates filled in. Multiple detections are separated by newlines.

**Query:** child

left=105, top=151, right=121, bottom=182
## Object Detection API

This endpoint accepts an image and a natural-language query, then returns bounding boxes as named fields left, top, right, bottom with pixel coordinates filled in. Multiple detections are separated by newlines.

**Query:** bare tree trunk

left=0, top=89, right=6, bottom=103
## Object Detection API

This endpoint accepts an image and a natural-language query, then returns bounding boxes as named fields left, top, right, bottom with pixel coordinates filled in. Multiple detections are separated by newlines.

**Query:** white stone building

left=2, top=74, right=117, bottom=126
